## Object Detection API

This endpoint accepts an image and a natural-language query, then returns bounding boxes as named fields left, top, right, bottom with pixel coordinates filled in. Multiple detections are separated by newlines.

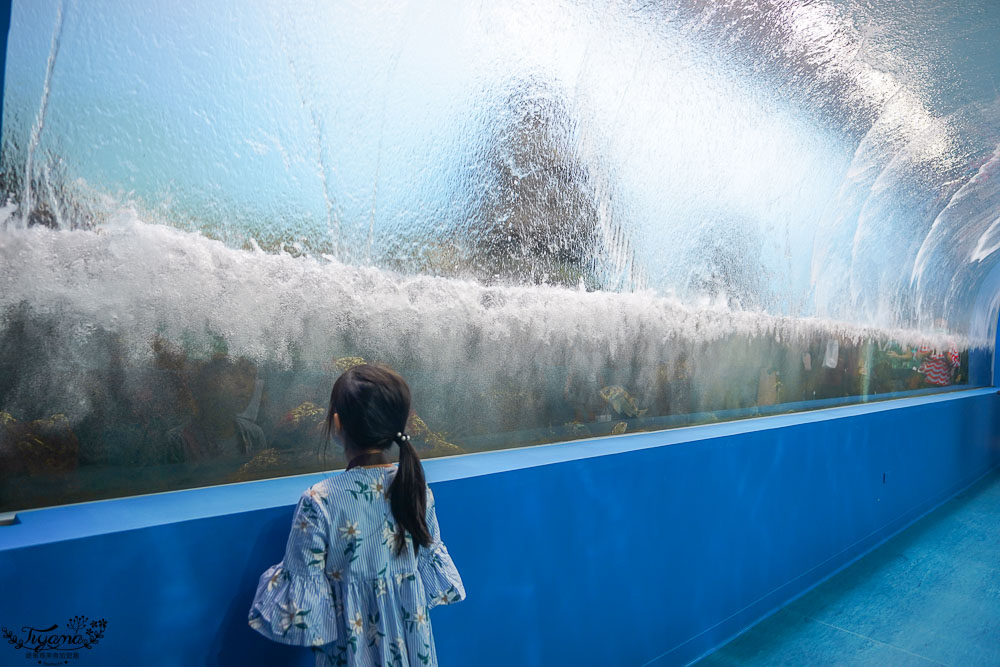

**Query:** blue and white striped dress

left=248, top=465, right=466, bottom=666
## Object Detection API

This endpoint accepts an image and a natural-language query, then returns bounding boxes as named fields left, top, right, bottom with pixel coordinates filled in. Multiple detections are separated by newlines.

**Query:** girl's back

left=250, top=466, right=464, bottom=666
left=248, top=364, right=465, bottom=667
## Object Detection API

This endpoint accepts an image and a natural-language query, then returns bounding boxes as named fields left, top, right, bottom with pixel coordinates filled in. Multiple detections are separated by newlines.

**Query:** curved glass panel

left=1, top=0, right=998, bottom=511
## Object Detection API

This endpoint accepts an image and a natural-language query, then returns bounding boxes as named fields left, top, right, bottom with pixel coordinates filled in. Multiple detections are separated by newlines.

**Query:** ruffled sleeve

left=417, top=487, right=466, bottom=609
left=248, top=489, right=339, bottom=647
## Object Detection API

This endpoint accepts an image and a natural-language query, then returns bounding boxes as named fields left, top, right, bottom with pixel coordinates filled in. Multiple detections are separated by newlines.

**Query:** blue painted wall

left=1, top=389, right=998, bottom=666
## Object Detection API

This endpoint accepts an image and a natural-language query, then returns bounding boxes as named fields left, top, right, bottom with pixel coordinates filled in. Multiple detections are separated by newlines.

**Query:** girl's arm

left=248, top=488, right=339, bottom=647
left=417, top=486, right=467, bottom=609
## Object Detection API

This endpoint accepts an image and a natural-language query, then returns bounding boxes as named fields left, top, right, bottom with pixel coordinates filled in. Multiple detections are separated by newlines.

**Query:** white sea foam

left=0, top=213, right=979, bottom=372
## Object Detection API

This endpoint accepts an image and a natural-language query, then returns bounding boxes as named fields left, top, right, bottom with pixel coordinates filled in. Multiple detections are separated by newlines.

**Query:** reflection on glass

left=0, top=314, right=975, bottom=512
left=1, top=0, right=997, bottom=511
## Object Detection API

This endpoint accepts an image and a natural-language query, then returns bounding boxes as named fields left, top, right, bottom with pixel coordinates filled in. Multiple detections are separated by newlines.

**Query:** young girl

left=248, top=364, right=465, bottom=666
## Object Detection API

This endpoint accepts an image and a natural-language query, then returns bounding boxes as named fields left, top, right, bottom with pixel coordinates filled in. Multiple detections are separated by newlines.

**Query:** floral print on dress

left=381, top=519, right=396, bottom=546
left=417, top=641, right=433, bottom=666
left=431, top=587, right=462, bottom=607
left=388, top=637, right=407, bottom=667
left=348, top=479, right=381, bottom=502
left=339, top=520, right=363, bottom=562
left=278, top=602, right=311, bottom=635
left=399, top=604, right=425, bottom=634
left=248, top=467, right=465, bottom=666
left=307, top=486, right=329, bottom=504
left=306, top=547, right=326, bottom=569
left=267, top=567, right=289, bottom=591
left=366, top=612, right=385, bottom=648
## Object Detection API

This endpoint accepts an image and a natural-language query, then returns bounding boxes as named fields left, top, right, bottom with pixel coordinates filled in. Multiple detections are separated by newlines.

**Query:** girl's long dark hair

left=325, top=364, right=431, bottom=556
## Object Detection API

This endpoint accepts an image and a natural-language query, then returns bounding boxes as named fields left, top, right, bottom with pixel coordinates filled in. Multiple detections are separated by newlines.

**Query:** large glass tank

left=2, top=0, right=999, bottom=512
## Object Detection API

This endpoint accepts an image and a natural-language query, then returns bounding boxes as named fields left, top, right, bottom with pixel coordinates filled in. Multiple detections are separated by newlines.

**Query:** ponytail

left=389, top=433, right=431, bottom=556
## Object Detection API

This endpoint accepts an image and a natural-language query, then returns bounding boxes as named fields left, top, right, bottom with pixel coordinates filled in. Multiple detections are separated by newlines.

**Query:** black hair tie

left=395, top=432, right=411, bottom=444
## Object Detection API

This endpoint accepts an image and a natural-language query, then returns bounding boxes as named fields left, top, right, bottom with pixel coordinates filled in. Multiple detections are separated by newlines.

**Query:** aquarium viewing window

left=1, top=0, right=999, bottom=513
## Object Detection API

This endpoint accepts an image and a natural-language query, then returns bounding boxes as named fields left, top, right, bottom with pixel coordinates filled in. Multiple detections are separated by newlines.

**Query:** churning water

left=1, top=0, right=998, bottom=510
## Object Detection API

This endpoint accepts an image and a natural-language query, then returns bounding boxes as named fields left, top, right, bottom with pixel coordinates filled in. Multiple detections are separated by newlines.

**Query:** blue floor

left=696, top=469, right=1000, bottom=666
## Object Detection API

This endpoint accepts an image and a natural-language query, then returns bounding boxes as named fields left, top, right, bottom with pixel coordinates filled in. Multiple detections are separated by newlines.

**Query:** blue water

left=1, top=0, right=998, bottom=511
